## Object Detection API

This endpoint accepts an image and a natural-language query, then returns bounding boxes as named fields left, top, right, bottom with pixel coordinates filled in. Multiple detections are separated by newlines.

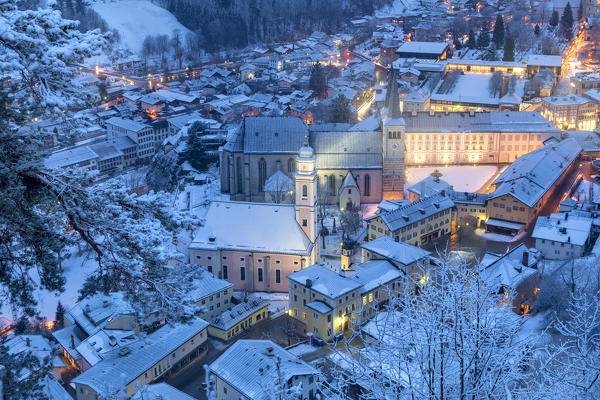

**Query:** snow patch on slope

left=90, top=0, right=190, bottom=53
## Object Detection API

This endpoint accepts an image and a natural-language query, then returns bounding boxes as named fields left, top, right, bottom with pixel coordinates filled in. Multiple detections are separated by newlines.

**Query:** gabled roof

left=209, top=340, right=319, bottom=400
left=346, top=260, right=403, bottom=294
left=189, top=201, right=314, bottom=255
left=72, top=318, right=209, bottom=396
left=65, top=292, right=134, bottom=337
left=361, top=236, right=430, bottom=266
left=288, top=264, right=362, bottom=299
left=210, top=299, right=267, bottom=331
left=532, top=213, right=592, bottom=246
left=490, top=138, right=581, bottom=207
left=339, top=172, right=358, bottom=193
left=131, top=383, right=195, bottom=400
left=242, top=116, right=307, bottom=154
left=479, top=243, right=539, bottom=289
left=264, top=170, right=294, bottom=192
left=311, top=130, right=381, bottom=169
left=188, top=268, right=234, bottom=303
left=371, top=193, right=455, bottom=232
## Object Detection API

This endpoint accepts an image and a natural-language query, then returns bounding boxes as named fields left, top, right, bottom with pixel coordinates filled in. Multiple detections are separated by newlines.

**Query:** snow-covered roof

left=189, top=269, right=234, bottom=303
left=209, top=299, right=268, bottom=331
left=209, top=340, right=319, bottom=400
left=242, top=116, right=307, bottom=154
left=376, top=199, right=413, bottom=213
left=370, top=193, right=454, bottom=232
left=404, top=111, right=559, bottom=133
left=5, top=335, right=55, bottom=372
left=339, top=172, right=358, bottom=192
left=106, top=117, right=149, bottom=132
left=532, top=213, right=592, bottom=246
left=288, top=264, right=362, bottom=299
left=139, top=92, right=166, bottom=105
left=131, top=383, right=195, bottom=400
left=479, top=243, right=539, bottom=289
left=264, top=170, right=294, bottom=193
left=45, top=146, right=98, bottom=169
left=75, top=329, right=139, bottom=368
left=361, top=236, right=430, bottom=266
left=527, top=54, right=563, bottom=68
left=154, top=89, right=196, bottom=103
left=490, top=138, right=581, bottom=207
left=52, top=324, right=82, bottom=360
left=306, top=301, right=332, bottom=314
left=407, top=175, right=451, bottom=197
left=347, top=260, right=403, bottom=294
left=72, top=318, right=209, bottom=396
left=542, top=94, right=592, bottom=106
left=311, top=130, right=382, bottom=170
left=65, top=292, right=134, bottom=337
left=189, top=201, right=314, bottom=255
left=396, top=41, right=449, bottom=55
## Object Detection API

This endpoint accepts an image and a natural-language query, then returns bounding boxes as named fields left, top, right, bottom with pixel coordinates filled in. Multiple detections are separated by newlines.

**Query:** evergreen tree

left=146, top=150, right=180, bottom=192
left=0, top=343, right=49, bottom=400
left=503, top=34, right=515, bottom=61
left=309, top=63, right=327, bottom=98
left=484, top=43, right=498, bottom=60
left=180, top=121, right=210, bottom=172
left=467, top=29, right=477, bottom=48
left=97, top=80, right=107, bottom=102
left=329, top=95, right=354, bottom=123
left=55, top=301, right=65, bottom=329
left=492, top=15, right=505, bottom=47
left=561, top=2, right=574, bottom=39
left=14, top=316, right=30, bottom=335
left=534, top=24, right=541, bottom=36
left=477, top=24, right=491, bottom=48
left=550, top=10, right=560, bottom=27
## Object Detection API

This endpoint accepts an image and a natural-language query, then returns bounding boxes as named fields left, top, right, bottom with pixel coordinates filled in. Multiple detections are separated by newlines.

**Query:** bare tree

left=489, top=71, right=503, bottom=96
left=340, top=203, right=362, bottom=240
left=171, top=29, right=184, bottom=70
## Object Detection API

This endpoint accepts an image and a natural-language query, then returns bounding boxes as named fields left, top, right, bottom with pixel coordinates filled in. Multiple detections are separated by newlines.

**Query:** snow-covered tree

left=331, top=253, right=535, bottom=399
left=535, top=292, right=600, bottom=399
left=0, top=342, right=49, bottom=400
left=0, top=0, right=198, bottom=322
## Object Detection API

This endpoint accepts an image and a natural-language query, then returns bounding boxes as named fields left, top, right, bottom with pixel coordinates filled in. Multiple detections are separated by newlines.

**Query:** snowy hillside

left=376, top=0, right=420, bottom=16
left=90, top=0, right=190, bottom=53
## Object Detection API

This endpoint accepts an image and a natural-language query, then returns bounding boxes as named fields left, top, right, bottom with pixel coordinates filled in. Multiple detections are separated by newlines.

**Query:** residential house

left=208, top=340, right=320, bottom=400
left=72, top=318, right=209, bottom=400
left=189, top=269, right=235, bottom=320
left=208, top=299, right=269, bottom=341
left=532, top=212, right=593, bottom=260
left=106, top=117, right=155, bottom=162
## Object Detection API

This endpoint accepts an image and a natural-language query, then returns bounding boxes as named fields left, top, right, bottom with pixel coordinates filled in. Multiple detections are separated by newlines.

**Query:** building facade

left=541, top=94, right=598, bottom=131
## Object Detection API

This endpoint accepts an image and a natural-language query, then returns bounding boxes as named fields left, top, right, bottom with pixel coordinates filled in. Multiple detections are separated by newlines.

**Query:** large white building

left=106, top=117, right=155, bottom=162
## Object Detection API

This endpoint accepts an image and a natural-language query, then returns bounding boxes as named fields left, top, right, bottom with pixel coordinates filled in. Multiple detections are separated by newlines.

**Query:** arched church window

left=364, top=174, right=371, bottom=197
left=258, top=158, right=267, bottom=192
left=329, top=174, right=336, bottom=195
left=287, top=158, right=295, bottom=173
left=236, top=157, right=243, bottom=194
left=302, top=185, right=308, bottom=199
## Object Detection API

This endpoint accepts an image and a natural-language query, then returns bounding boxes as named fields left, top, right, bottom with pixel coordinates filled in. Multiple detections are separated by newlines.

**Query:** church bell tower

left=295, top=138, right=318, bottom=243
left=382, top=67, right=406, bottom=200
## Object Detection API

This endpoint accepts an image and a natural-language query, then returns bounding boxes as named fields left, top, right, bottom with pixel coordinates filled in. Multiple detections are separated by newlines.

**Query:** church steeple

left=384, top=67, right=401, bottom=119
left=295, top=137, right=318, bottom=243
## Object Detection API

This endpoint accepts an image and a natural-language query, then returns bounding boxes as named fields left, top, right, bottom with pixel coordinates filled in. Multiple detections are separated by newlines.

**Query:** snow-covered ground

left=1, top=246, right=98, bottom=322
left=405, top=165, right=498, bottom=193
left=91, top=0, right=190, bottom=53
left=287, top=343, right=319, bottom=357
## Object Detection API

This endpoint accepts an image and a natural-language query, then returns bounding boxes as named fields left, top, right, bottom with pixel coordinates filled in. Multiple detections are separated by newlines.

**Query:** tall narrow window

left=258, top=158, right=267, bottom=192
left=236, top=157, right=243, bottom=194
left=329, top=174, right=336, bottom=195
left=287, top=158, right=295, bottom=173
left=364, top=174, right=371, bottom=197
left=275, top=269, right=281, bottom=283
left=258, top=268, right=263, bottom=282
left=240, top=267, right=246, bottom=281
left=302, top=184, right=308, bottom=198
left=223, top=265, right=228, bottom=280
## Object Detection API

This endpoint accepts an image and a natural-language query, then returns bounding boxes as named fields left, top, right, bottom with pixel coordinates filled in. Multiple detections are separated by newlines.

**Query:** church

left=189, top=142, right=320, bottom=292
left=220, top=69, right=560, bottom=205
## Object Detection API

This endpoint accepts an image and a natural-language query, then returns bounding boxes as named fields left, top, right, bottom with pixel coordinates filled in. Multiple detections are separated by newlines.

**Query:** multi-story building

left=532, top=212, right=592, bottom=260
left=207, top=299, right=269, bottom=341
left=449, top=191, right=489, bottom=228
left=570, top=72, right=600, bottom=95
left=189, top=269, right=235, bottom=320
left=486, top=138, right=582, bottom=235
left=365, top=192, right=454, bottom=247
left=106, top=117, right=155, bottom=162
left=189, top=144, right=320, bottom=293
left=287, top=260, right=403, bottom=341
left=72, top=318, right=209, bottom=400
left=541, top=94, right=598, bottom=131
left=208, top=340, right=320, bottom=400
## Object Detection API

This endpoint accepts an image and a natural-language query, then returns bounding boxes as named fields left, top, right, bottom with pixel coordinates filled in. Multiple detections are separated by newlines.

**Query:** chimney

left=85, top=304, right=91, bottom=314
left=70, top=334, right=75, bottom=349
left=429, top=109, right=435, bottom=117
left=25, top=337, right=31, bottom=347
left=441, top=189, right=446, bottom=197
left=522, top=251, right=529, bottom=266
left=469, top=110, right=475, bottom=117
